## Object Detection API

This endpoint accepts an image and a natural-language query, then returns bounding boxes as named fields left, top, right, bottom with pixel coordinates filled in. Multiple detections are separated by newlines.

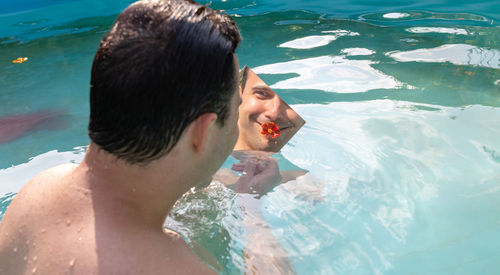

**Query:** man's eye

left=254, top=90, right=271, bottom=98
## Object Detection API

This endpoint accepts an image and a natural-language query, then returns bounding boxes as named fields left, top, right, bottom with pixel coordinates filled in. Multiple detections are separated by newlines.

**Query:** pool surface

left=1, top=0, right=500, bottom=274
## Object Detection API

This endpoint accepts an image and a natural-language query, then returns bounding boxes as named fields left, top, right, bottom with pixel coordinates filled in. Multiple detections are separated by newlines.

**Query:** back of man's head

left=89, top=0, right=240, bottom=164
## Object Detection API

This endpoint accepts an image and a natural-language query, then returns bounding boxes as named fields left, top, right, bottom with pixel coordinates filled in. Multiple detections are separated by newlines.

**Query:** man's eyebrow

left=251, top=85, right=274, bottom=93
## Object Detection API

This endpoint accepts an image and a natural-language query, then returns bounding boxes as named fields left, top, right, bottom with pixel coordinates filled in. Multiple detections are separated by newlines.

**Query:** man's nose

left=264, top=96, right=284, bottom=121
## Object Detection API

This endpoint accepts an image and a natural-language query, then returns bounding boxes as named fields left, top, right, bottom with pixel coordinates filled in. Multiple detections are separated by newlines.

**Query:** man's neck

left=74, top=143, right=192, bottom=229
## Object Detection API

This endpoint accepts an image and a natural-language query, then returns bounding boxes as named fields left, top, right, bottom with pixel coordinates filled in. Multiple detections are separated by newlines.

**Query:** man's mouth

left=257, top=121, right=293, bottom=130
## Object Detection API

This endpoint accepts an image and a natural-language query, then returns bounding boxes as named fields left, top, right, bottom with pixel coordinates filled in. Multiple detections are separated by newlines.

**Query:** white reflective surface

left=279, top=30, right=359, bottom=49
left=254, top=55, right=408, bottom=93
left=406, top=27, right=469, bottom=35
left=383, top=13, right=410, bottom=19
left=387, top=44, right=500, bottom=69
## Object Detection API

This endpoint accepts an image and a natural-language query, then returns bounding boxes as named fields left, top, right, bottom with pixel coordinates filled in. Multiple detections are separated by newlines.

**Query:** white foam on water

left=406, top=27, right=469, bottom=35
left=387, top=44, right=500, bottom=69
left=494, top=79, right=500, bottom=86
left=279, top=30, right=359, bottom=49
left=253, top=55, right=406, bottom=93
left=340, top=48, right=375, bottom=56
left=383, top=12, right=410, bottom=19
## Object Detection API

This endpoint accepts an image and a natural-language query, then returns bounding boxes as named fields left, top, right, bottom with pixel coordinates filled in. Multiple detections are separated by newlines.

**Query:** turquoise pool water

left=1, top=0, right=499, bottom=273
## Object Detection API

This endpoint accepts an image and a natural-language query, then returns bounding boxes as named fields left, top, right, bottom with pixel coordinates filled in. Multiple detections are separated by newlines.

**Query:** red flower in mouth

left=261, top=122, right=281, bottom=139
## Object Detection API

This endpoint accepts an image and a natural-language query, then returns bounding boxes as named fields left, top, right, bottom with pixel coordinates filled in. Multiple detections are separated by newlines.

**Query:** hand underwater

left=231, top=157, right=281, bottom=196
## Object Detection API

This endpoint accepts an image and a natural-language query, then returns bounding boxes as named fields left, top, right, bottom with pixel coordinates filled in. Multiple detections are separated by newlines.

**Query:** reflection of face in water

left=234, top=67, right=305, bottom=152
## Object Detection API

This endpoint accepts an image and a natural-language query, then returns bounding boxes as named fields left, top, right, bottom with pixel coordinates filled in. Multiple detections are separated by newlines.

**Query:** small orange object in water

left=465, top=71, right=473, bottom=76
left=261, top=122, right=281, bottom=139
left=12, top=57, right=28, bottom=64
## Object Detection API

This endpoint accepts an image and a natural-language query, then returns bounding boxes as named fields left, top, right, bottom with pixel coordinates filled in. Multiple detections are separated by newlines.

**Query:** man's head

left=88, top=0, right=241, bottom=164
left=234, top=67, right=305, bottom=152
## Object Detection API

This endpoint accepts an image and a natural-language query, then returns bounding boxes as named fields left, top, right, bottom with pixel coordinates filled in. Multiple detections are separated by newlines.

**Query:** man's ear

left=190, top=113, right=218, bottom=154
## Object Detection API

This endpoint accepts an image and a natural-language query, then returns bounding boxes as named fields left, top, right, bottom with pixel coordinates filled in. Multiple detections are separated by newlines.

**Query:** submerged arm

left=227, top=158, right=295, bottom=274
left=212, top=156, right=324, bottom=273
left=237, top=194, right=295, bottom=274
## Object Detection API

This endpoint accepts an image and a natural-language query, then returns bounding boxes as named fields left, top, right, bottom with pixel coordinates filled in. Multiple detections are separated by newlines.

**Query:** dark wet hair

left=89, top=0, right=241, bottom=164
left=239, top=65, right=250, bottom=91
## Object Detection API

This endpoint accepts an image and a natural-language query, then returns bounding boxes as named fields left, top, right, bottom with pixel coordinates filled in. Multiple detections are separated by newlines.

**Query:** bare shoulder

left=19, top=163, right=76, bottom=192
left=0, top=163, right=77, bottom=248
left=1, top=163, right=77, bottom=217
left=1, top=163, right=76, bottom=217
left=0, top=163, right=77, bottom=274
left=30, top=162, right=78, bottom=186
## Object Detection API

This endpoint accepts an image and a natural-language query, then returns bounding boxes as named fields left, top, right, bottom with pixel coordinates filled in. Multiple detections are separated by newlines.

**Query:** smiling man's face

left=234, top=68, right=305, bottom=152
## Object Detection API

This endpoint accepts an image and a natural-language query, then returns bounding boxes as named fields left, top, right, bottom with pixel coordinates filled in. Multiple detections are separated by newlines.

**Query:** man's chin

left=259, top=138, right=283, bottom=152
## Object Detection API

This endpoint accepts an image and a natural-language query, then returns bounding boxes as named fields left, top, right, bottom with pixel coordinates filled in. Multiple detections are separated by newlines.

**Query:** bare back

left=0, top=164, right=215, bottom=275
